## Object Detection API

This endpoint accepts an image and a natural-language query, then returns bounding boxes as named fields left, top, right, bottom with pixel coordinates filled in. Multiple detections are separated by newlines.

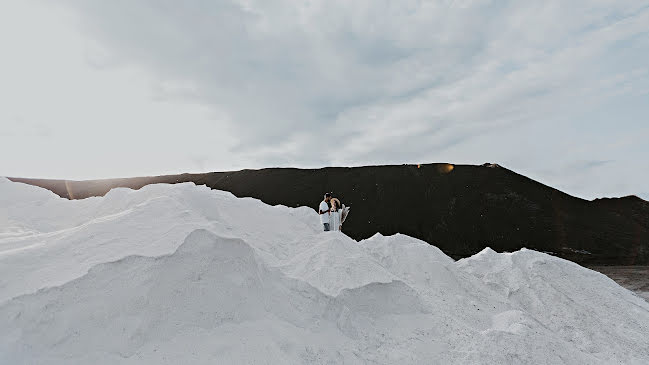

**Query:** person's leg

left=323, top=223, right=330, bottom=231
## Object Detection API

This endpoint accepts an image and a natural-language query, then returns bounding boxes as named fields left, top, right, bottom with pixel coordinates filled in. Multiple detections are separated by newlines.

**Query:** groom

left=319, top=193, right=332, bottom=231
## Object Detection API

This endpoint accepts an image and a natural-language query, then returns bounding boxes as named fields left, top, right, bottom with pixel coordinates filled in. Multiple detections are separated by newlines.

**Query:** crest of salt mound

left=1, top=178, right=649, bottom=364
left=0, top=179, right=318, bottom=303
left=457, top=248, right=649, bottom=363
left=280, top=234, right=398, bottom=296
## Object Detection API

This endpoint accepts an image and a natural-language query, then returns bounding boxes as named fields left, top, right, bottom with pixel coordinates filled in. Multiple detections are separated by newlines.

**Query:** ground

left=591, top=266, right=649, bottom=302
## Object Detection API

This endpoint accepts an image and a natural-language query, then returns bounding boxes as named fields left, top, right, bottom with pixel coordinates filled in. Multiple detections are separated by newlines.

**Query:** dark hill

left=8, top=163, right=649, bottom=265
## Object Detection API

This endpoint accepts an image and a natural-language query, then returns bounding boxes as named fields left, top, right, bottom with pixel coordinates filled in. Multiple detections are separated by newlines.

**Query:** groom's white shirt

left=319, top=200, right=329, bottom=224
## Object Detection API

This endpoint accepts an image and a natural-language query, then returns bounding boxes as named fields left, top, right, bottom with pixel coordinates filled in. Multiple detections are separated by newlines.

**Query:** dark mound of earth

left=9, top=163, right=649, bottom=265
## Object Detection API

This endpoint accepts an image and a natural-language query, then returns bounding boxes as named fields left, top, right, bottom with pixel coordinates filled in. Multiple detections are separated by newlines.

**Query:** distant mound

left=9, top=163, right=649, bottom=265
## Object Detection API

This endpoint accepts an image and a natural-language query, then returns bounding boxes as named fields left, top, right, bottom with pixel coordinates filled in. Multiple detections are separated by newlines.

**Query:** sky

left=1, top=0, right=648, bottom=200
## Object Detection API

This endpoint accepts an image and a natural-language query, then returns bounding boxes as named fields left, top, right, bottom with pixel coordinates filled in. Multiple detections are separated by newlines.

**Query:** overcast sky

left=1, top=0, right=648, bottom=200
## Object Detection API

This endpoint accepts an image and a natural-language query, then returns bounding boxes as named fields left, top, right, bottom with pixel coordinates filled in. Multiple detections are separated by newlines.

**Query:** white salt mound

left=1, top=177, right=648, bottom=364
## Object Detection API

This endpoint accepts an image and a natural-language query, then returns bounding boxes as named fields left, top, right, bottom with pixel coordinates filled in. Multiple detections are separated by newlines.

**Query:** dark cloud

left=578, top=160, right=616, bottom=170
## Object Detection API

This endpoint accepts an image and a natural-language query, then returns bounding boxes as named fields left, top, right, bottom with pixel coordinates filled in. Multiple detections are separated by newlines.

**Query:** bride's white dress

left=329, top=209, right=342, bottom=231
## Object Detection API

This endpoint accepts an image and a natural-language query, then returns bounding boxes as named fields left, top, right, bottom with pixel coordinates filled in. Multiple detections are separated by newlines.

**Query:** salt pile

left=1, top=177, right=648, bottom=364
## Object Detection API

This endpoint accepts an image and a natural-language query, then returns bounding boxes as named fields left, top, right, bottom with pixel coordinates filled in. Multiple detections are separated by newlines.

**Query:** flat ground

left=590, top=266, right=649, bottom=302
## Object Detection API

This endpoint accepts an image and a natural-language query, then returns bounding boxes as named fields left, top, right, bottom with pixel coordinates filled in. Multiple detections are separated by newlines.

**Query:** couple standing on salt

left=318, top=192, right=349, bottom=232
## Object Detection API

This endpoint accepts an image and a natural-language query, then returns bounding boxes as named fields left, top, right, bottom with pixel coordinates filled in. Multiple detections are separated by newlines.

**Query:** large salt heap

left=1, top=178, right=648, bottom=364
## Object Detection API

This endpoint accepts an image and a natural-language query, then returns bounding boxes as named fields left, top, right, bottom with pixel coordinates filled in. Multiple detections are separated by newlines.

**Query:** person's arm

left=319, top=204, right=329, bottom=215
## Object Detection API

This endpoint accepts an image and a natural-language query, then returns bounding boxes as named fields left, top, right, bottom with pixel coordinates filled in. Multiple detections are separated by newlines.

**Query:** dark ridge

left=8, top=163, right=649, bottom=265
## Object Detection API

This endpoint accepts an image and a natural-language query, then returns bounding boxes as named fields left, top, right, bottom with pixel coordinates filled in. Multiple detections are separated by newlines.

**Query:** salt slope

left=1, top=178, right=648, bottom=364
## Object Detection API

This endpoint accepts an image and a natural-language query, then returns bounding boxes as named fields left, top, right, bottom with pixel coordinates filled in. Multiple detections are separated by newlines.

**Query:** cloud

left=62, top=1, right=648, bottom=155
left=0, top=117, right=53, bottom=138
left=9, top=0, right=649, bottom=198
left=577, top=160, right=616, bottom=170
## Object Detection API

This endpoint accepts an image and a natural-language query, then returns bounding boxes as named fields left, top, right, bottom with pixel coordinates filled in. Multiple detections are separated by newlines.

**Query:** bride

left=329, top=198, right=344, bottom=231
